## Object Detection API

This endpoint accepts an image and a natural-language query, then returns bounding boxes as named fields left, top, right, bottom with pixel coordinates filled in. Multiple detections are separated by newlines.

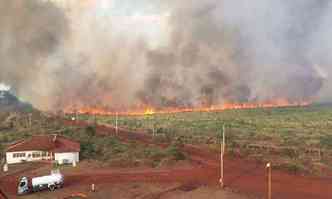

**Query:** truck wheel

left=49, top=184, right=56, bottom=191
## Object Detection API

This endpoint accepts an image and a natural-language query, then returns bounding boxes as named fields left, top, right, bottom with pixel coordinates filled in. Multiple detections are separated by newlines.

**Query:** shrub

left=166, top=145, right=186, bottom=161
left=286, top=163, right=303, bottom=174
left=85, top=126, right=96, bottom=137
left=320, top=135, right=332, bottom=149
left=277, top=162, right=305, bottom=174
left=112, top=143, right=128, bottom=154
left=80, top=141, right=96, bottom=159
left=62, top=128, right=74, bottom=137
left=282, top=148, right=298, bottom=159
left=145, top=148, right=167, bottom=161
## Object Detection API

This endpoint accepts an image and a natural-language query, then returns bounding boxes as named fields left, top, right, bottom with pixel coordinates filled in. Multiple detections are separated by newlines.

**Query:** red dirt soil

left=65, top=120, right=332, bottom=199
left=0, top=190, right=7, bottom=199
left=0, top=120, right=331, bottom=199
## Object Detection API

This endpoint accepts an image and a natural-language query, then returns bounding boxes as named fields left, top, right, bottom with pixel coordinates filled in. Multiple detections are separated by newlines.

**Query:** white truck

left=17, top=171, right=64, bottom=195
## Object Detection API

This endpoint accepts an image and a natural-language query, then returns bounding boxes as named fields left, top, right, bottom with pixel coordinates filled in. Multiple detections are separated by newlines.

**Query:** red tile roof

left=6, top=135, right=80, bottom=153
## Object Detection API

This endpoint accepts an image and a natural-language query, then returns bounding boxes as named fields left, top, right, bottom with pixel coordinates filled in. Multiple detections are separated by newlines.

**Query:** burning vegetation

left=0, top=0, right=331, bottom=113
left=64, top=99, right=312, bottom=116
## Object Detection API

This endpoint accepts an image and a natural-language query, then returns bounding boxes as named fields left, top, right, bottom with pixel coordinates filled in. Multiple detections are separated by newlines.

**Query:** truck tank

left=17, top=171, right=64, bottom=195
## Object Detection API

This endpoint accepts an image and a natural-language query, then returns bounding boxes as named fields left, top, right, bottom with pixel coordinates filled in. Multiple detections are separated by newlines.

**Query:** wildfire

left=144, top=109, right=155, bottom=115
left=63, top=99, right=312, bottom=116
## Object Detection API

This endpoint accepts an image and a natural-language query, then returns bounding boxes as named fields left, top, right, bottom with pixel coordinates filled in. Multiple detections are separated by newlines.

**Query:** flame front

left=63, top=99, right=312, bottom=116
left=144, top=109, right=155, bottom=115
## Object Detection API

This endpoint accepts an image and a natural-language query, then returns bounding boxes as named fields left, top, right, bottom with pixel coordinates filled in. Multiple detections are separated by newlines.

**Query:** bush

left=62, top=128, right=74, bottom=137
left=85, top=126, right=96, bottom=137
left=80, top=141, right=96, bottom=159
left=277, top=162, right=305, bottom=174
left=145, top=148, right=167, bottom=161
left=320, top=135, right=332, bottom=149
left=112, top=143, right=128, bottom=154
left=282, top=148, right=298, bottom=159
left=173, top=136, right=185, bottom=147
left=166, top=145, right=186, bottom=161
left=286, top=163, right=303, bottom=174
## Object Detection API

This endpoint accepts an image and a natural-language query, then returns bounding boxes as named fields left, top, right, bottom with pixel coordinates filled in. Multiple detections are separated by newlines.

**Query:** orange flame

left=63, top=99, right=312, bottom=116
left=144, top=108, right=155, bottom=115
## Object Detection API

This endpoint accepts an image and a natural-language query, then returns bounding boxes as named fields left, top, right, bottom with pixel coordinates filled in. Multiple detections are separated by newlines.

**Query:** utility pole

left=266, top=162, right=272, bottom=199
left=115, top=112, right=118, bottom=135
left=28, top=113, right=32, bottom=128
left=152, top=115, right=155, bottom=137
left=25, top=116, right=29, bottom=129
left=75, top=110, right=78, bottom=122
left=152, top=122, right=155, bottom=137
left=220, top=124, right=226, bottom=188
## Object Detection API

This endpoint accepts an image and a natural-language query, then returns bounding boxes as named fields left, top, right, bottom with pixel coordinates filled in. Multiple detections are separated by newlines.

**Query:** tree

left=85, top=126, right=96, bottom=137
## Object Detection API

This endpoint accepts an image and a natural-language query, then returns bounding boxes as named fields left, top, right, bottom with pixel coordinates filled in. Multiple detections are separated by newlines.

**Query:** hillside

left=0, top=90, right=37, bottom=132
left=0, top=90, right=33, bottom=113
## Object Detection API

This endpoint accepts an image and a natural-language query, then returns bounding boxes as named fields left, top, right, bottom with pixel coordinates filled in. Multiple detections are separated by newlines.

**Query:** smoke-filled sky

left=0, top=0, right=331, bottom=111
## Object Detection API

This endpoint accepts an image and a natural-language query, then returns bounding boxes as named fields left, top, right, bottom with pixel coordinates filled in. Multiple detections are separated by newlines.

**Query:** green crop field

left=78, top=104, right=332, bottom=175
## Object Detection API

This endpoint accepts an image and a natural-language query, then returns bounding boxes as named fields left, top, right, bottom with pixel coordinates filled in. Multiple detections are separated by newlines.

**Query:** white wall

left=54, top=152, right=79, bottom=165
left=6, top=150, right=51, bottom=164
left=6, top=151, right=79, bottom=165
left=6, top=151, right=23, bottom=164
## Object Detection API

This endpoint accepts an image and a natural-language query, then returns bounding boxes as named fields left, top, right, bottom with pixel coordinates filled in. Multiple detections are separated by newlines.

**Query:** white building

left=6, top=135, right=80, bottom=165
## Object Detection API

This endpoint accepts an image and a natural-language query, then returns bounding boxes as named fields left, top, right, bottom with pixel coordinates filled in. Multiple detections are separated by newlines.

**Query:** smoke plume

left=0, top=0, right=68, bottom=109
left=0, top=0, right=331, bottom=111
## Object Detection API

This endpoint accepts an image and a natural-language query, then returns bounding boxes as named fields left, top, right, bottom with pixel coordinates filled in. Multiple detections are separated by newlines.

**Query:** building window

left=13, top=153, right=26, bottom=158
left=42, top=151, right=47, bottom=157
left=32, top=152, right=41, bottom=158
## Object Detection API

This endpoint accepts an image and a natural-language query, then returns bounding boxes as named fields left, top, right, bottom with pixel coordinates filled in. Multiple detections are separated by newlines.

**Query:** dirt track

left=0, top=120, right=331, bottom=199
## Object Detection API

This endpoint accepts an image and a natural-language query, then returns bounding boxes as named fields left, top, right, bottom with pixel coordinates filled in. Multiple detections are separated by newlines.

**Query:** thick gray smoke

left=0, top=0, right=68, bottom=108
left=0, top=0, right=331, bottom=111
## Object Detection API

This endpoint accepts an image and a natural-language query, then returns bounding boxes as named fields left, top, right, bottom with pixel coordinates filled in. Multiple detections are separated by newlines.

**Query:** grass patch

left=86, top=104, right=332, bottom=174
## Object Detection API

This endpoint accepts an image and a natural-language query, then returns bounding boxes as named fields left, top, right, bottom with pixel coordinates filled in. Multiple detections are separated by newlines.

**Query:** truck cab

left=17, top=177, right=30, bottom=195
